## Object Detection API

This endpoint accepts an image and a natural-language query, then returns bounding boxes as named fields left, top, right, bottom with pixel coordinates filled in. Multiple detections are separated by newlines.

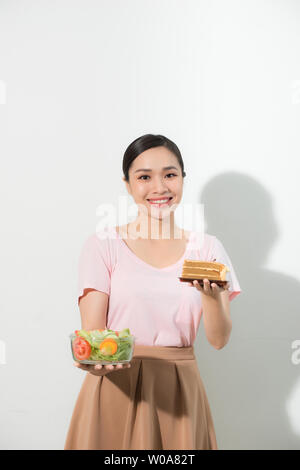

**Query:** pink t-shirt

left=77, top=226, right=242, bottom=347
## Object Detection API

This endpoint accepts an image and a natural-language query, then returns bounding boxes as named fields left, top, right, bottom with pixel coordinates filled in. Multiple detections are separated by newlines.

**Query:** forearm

left=201, top=295, right=232, bottom=349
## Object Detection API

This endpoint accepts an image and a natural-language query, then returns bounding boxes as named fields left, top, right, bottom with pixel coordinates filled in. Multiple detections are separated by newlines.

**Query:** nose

left=150, top=176, right=170, bottom=194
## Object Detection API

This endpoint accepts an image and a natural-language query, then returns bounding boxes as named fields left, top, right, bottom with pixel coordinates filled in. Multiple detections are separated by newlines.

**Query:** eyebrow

left=134, top=166, right=179, bottom=174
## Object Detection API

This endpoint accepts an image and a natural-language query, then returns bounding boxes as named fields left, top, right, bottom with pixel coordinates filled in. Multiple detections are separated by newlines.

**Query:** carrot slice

left=99, top=338, right=118, bottom=356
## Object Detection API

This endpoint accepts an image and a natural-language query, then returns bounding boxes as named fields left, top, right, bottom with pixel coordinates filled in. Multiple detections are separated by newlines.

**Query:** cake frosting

left=181, top=260, right=230, bottom=281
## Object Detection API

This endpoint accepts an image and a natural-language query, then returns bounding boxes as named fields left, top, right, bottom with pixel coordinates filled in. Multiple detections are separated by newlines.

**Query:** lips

left=147, top=197, right=172, bottom=201
left=147, top=197, right=173, bottom=207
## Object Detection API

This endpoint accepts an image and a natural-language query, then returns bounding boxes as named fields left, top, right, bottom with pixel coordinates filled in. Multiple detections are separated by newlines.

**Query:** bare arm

left=189, top=280, right=232, bottom=349
left=201, top=289, right=232, bottom=349
left=79, top=288, right=109, bottom=330
left=75, top=288, right=131, bottom=374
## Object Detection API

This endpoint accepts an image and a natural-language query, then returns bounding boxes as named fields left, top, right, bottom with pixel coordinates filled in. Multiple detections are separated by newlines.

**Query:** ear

left=123, top=176, right=132, bottom=196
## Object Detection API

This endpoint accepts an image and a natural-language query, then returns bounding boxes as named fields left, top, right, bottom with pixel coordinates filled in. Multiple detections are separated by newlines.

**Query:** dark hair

left=122, top=134, right=186, bottom=182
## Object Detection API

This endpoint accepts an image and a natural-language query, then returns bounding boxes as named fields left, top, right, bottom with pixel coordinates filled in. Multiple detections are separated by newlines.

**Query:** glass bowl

left=70, top=328, right=135, bottom=365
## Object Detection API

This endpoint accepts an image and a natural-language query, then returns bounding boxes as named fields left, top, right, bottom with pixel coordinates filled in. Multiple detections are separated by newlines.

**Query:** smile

left=147, top=197, right=173, bottom=207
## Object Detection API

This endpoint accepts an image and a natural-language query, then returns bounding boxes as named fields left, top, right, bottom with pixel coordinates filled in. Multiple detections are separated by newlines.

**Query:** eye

left=138, top=175, right=150, bottom=180
left=166, top=173, right=177, bottom=178
left=138, top=173, right=177, bottom=180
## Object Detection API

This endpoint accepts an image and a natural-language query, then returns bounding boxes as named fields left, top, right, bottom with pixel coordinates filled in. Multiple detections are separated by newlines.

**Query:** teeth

left=149, top=198, right=169, bottom=203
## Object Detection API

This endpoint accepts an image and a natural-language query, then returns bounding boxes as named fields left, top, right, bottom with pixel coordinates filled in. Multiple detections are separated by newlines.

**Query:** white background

left=0, top=0, right=300, bottom=450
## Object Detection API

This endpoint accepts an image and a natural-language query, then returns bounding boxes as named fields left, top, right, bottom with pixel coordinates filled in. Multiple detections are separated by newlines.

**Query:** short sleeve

left=78, top=234, right=111, bottom=305
left=210, top=236, right=242, bottom=302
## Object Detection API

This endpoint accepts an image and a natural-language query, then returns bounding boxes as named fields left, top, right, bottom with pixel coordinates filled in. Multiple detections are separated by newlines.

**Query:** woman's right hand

left=74, top=361, right=131, bottom=376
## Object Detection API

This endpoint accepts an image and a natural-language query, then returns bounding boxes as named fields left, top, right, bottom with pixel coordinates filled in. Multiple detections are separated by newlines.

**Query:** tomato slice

left=73, top=337, right=91, bottom=360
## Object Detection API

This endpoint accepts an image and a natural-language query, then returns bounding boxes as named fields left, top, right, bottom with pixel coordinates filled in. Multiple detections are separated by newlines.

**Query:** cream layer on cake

left=181, top=260, right=230, bottom=281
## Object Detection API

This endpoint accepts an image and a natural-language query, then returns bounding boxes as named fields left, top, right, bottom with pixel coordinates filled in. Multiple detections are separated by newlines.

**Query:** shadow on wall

left=194, top=171, right=300, bottom=450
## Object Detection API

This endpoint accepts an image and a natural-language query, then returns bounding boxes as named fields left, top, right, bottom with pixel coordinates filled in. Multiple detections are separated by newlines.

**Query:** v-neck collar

left=112, top=226, right=193, bottom=272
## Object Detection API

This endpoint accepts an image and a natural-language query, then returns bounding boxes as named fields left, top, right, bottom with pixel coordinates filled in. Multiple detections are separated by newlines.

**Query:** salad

left=70, top=327, right=134, bottom=364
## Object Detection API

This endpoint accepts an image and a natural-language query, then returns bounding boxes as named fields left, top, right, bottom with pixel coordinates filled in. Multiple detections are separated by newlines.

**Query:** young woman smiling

left=64, top=134, right=241, bottom=450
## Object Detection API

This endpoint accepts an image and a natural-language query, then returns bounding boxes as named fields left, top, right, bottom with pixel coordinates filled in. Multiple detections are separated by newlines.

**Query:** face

left=123, top=146, right=184, bottom=221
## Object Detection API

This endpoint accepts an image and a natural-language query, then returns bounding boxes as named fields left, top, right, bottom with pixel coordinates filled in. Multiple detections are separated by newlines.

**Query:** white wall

left=0, top=0, right=299, bottom=450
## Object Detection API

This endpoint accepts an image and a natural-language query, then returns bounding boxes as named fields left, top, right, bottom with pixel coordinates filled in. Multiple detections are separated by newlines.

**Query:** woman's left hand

left=188, top=279, right=229, bottom=299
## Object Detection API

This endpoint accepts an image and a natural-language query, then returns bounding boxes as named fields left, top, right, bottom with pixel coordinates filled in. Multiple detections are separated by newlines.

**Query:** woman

left=64, top=134, right=241, bottom=450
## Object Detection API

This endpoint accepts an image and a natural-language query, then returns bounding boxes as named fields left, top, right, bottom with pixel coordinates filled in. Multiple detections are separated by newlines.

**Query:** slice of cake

left=179, top=260, right=230, bottom=286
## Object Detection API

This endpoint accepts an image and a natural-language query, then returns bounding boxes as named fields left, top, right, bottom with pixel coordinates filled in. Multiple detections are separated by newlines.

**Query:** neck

left=127, top=213, right=184, bottom=240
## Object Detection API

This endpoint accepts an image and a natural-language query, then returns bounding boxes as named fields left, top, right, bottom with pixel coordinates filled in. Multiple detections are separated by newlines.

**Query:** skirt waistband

left=132, top=344, right=195, bottom=361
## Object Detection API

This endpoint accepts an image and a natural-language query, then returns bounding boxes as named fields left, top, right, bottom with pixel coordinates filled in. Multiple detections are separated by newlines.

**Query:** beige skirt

left=64, top=344, right=218, bottom=450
